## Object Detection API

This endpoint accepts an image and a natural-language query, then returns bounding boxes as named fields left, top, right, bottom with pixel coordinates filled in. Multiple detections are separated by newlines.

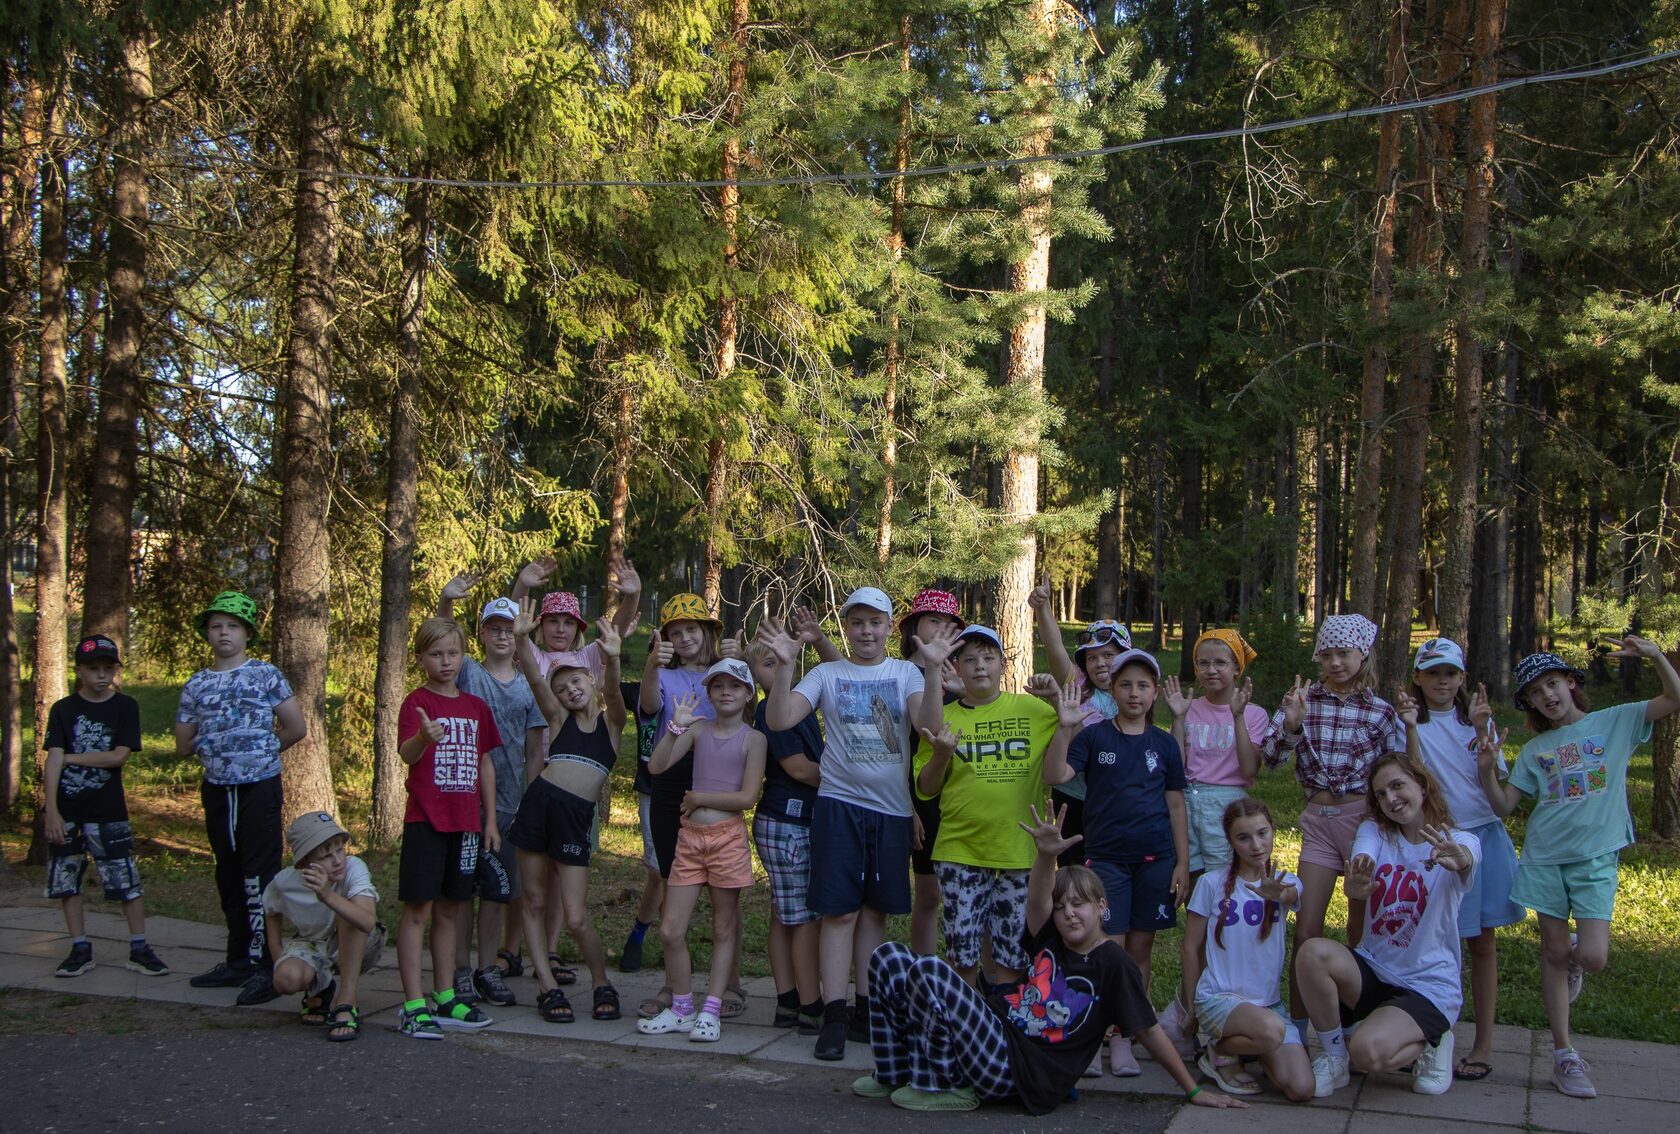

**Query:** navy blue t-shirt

left=755, top=701, right=822, bottom=826
left=1066, top=721, right=1185, bottom=861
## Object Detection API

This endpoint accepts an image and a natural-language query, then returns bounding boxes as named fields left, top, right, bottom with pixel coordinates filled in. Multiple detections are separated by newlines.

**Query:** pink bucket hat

left=540, top=591, right=587, bottom=629
left=898, top=588, right=961, bottom=637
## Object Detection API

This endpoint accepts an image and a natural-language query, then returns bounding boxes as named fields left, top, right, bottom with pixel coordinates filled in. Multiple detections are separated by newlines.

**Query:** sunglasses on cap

left=1076, top=623, right=1127, bottom=648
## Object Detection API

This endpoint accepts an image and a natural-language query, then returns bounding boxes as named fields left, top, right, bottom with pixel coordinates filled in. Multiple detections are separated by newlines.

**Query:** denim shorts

left=1194, top=994, right=1301, bottom=1048
left=1184, top=783, right=1249, bottom=873
left=1457, top=819, right=1526, bottom=936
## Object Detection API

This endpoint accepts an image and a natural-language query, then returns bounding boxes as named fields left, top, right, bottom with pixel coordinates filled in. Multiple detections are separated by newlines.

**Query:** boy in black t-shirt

left=43, top=636, right=166, bottom=977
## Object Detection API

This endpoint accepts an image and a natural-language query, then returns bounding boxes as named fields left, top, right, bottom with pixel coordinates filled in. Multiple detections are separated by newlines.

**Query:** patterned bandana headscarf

left=1314, top=613, right=1378, bottom=656
left=1193, top=629, right=1257, bottom=674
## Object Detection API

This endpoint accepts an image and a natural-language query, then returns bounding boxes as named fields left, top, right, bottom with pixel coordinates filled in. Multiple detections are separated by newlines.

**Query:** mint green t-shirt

left=913, top=691, right=1061, bottom=870
left=1508, top=702, right=1650, bottom=865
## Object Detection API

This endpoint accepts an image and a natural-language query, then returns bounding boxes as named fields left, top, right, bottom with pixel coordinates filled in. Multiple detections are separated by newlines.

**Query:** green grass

left=3, top=625, right=1677, bottom=1045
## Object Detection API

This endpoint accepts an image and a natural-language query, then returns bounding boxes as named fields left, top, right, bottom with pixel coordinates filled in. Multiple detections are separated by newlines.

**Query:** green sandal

left=299, top=981, right=335, bottom=1026
left=326, top=1004, right=360, bottom=1043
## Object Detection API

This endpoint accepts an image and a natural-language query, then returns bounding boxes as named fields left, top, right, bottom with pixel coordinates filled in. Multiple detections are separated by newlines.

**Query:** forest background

left=0, top=0, right=1678, bottom=1030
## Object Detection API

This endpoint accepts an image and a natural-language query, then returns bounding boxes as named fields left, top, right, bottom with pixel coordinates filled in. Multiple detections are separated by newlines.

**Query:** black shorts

left=507, top=778, right=596, bottom=867
left=909, top=790, right=942, bottom=876
left=1341, top=951, right=1452, bottom=1046
left=649, top=790, right=684, bottom=880
left=1051, top=787, right=1085, bottom=868
left=398, top=821, right=479, bottom=904
left=808, top=797, right=912, bottom=917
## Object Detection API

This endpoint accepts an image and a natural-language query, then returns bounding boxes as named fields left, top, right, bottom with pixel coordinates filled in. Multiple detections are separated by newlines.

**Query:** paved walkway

left=0, top=904, right=1668, bottom=1132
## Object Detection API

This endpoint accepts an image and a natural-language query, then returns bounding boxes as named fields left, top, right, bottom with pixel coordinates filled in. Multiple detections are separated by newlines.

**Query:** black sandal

left=299, top=981, right=335, bottom=1026
left=326, top=1004, right=360, bottom=1042
left=592, top=985, right=621, bottom=1021
left=496, top=949, right=524, bottom=979
left=539, top=987, right=574, bottom=1024
left=549, top=953, right=578, bottom=986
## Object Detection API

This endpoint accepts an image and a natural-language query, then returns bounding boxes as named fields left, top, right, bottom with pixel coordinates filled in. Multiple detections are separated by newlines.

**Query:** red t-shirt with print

left=399, top=687, right=502, bottom=833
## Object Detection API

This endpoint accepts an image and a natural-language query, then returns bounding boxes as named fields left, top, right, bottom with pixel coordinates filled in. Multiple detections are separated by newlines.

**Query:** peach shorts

left=669, top=815, right=755, bottom=890
left=1298, top=797, right=1368, bottom=871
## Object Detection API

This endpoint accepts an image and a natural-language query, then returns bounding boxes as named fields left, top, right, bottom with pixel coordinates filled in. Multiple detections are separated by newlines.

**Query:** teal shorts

left=1509, top=851, right=1619, bottom=922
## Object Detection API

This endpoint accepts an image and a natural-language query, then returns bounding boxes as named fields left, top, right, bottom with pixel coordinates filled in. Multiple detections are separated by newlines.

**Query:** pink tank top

left=692, top=723, right=750, bottom=794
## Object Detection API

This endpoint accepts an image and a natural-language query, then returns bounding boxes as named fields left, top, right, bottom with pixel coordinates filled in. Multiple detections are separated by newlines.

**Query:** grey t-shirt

left=458, top=657, right=546, bottom=814
left=793, top=658, right=925, bottom=817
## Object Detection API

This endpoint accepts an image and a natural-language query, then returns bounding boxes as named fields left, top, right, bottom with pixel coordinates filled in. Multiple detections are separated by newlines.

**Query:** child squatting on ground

left=264, top=811, right=383, bottom=1042
left=46, top=635, right=167, bottom=979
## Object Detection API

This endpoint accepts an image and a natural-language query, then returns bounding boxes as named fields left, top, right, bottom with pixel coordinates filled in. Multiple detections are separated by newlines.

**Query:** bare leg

left=1465, top=930, right=1499, bottom=1066
left=768, top=918, right=794, bottom=995
left=792, top=920, right=821, bottom=1004
left=120, top=895, right=146, bottom=937
left=499, top=898, right=523, bottom=969
left=1217, top=1004, right=1314, bottom=1101
left=1123, top=930, right=1156, bottom=991
left=336, top=924, right=367, bottom=1008
left=1537, top=913, right=1574, bottom=1050
left=397, top=900, right=433, bottom=1002
left=820, top=911, right=859, bottom=1004
left=1346, top=1005, right=1426, bottom=1073
left=61, top=895, right=85, bottom=939
left=1289, top=862, right=1341, bottom=1019
left=430, top=900, right=459, bottom=997
left=705, top=887, right=742, bottom=1003
left=853, top=908, right=887, bottom=998
left=557, top=865, right=609, bottom=987
left=659, top=883, right=703, bottom=998
left=452, top=896, right=475, bottom=976
left=634, top=867, right=664, bottom=926
left=517, top=851, right=556, bottom=994
left=272, top=958, right=316, bottom=996
left=477, top=899, right=505, bottom=971
left=911, top=873, right=940, bottom=955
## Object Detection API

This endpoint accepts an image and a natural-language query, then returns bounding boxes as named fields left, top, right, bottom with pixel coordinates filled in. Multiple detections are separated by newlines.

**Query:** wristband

left=667, top=723, right=689, bottom=736
left=1185, top=1085, right=1201, bottom=1100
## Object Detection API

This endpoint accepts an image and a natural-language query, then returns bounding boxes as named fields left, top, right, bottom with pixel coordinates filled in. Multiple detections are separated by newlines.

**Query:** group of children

left=36, top=565, right=1680, bottom=1114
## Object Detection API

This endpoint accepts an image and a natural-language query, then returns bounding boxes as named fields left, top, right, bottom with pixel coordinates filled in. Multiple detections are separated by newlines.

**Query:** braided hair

left=1212, top=797, right=1279, bottom=950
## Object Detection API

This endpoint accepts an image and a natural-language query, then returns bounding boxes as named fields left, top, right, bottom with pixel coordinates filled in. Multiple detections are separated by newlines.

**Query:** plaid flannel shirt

left=1261, top=683, right=1404, bottom=796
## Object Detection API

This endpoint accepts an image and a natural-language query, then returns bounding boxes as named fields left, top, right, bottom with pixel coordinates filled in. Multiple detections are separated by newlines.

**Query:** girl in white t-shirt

left=1180, top=798, right=1313, bottom=1101
left=1296, top=752, right=1480, bottom=1099
left=1403, top=637, right=1524, bottom=1082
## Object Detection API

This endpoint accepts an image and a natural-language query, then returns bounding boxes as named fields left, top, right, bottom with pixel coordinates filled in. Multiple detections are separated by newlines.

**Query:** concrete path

left=0, top=904, right=1666, bottom=1131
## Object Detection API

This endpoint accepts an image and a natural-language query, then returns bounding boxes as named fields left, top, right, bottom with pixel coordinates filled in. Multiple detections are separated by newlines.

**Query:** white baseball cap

left=479, top=597, right=519, bottom=624
left=954, top=625, right=1003, bottom=652
left=840, top=586, right=893, bottom=617
left=1413, top=637, right=1466, bottom=671
left=702, top=658, right=755, bottom=692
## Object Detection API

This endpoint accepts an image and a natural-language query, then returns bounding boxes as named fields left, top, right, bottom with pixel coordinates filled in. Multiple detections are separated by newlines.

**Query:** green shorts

left=1509, top=851, right=1619, bottom=922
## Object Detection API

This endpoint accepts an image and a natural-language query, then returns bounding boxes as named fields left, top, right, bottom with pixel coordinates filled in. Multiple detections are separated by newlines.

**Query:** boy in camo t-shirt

left=174, top=591, right=304, bottom=1002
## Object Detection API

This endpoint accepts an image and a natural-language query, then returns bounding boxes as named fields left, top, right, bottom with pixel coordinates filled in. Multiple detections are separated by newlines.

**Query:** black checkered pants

left=868, top=942, right=1017, bottom=1098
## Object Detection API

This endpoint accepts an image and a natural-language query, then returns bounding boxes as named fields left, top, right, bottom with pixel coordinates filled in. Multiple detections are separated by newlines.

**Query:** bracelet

left=667, top=723, right=688, bottom=736
left=1185, top=1084, right=1201, bottom=1100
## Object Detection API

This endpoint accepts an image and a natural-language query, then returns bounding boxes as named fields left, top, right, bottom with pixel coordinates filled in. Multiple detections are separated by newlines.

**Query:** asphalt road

left=0, top=1012, right=1178, bottom=1134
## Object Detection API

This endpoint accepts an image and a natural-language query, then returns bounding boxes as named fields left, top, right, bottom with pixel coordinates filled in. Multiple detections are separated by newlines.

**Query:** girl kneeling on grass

left=852, top=800, right=1245, bottom=1114
left=637, top=661, right=767, bottom=1043
left=507, top=598, right=625, bottom=1024
left=1296, top=752, right=1480, bottom=1099
left=1179, top=799, right=1313, bottom=1101
left=1478, top=639, right=1680, bottom=1100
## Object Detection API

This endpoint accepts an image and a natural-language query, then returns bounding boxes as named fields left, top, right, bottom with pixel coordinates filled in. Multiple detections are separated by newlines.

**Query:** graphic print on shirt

left=60, top=714, right=116, bottom=798
left=1186, top=718, right=1236, bottom=752
left=1004, top=951, right=1096, bottom=1043
left=954, top=714, right=1037, bottom=782
left=1215, top=894, right=1282, bottom=932
left=834, top=679, right=906, bottom=764
left=1365, top=860, right=1432, bottom=948
left=1533, top=735, right=1607, bottom=806
left=431, top=716, right=483, bottom=792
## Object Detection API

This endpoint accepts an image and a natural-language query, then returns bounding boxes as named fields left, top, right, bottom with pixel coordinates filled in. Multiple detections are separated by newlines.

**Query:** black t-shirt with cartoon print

left=988, top=922, right=1158, bottom=1115
left=45, top=692, right=141, bottom=822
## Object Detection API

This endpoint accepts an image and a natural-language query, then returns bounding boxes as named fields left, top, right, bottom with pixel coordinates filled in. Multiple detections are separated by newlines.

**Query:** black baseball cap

left=75, top=635, right=121, bottom=664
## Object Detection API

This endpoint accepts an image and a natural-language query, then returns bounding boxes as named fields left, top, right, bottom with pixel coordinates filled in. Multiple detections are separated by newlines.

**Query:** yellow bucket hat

left=659, top=592, right=723, bottom=632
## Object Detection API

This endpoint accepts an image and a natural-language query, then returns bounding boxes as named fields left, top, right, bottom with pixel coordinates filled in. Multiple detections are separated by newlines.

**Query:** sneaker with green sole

left=852, top=1075, right=895, bottom=1099
left=890, top=1086, right=978, bottom=1112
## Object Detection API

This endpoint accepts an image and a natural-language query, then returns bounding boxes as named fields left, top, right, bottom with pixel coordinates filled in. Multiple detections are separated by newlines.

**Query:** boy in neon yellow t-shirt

left=914, top=626, right=1085, bottom=986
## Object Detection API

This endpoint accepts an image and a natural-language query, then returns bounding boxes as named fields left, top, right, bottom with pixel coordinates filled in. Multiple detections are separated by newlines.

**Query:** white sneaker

left=1551, top=1050, right=1597, bottom=1098
left=1108, top=1034, right=1141, bottom=1077
left=1567, top=932, right=1585, bottom=1004
left=637, top=1007, right=697, bottom=1035
left=1157, top=997, right=1199, bottom=1062
left=1312, top=1052, right=1350, bottom=1098
left=688, top=1010, right=721, bottom=1042
left=1082, top=1051, right=1103, bottom=1078
left=1412, top=1029, right=1453, bottom=1095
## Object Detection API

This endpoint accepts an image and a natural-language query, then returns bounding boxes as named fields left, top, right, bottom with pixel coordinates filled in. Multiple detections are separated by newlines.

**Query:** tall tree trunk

left=370, top=175, right=430, bottom=848
left=0, top=62, right=42, bottom=810
left=995, top=0, right=1057, bottom=692
left=274, top=93, right=342, bottom=822
left=1178, top=438, right=1203, bottom=680
left=83, top=16, right=152, bottom=646
left=28, top=78, right=69, bottom=864
left=1347, top=0, right=1409, bottom=616
left=606, top=376, right=633, bottom=593
left=1472, top=178, right=1521, bottom=695
left=1440, top=0, right=1506, bottom=645
left=701, top=0, right=749, bottom=610
left=875, top=14, right=912, bottom=573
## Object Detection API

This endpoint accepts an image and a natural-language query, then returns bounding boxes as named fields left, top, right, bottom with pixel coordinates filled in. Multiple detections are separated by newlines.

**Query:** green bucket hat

left=196, top=591, right=260, bottom=644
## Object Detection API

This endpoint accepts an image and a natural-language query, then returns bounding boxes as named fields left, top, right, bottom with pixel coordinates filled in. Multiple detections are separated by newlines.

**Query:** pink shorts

left=1298, top=798, right=1368, bottom=871
left=669, top=815, right=755, bottom=889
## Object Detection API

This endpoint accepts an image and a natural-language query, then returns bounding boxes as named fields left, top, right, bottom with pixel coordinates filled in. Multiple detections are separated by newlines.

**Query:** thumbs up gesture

left=651, top=629, right=675, bottom=667
left=417, top=708, right=445, bottom=745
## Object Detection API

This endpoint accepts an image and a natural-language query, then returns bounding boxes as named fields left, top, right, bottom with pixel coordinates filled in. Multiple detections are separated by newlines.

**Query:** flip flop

left=638, top=984, right=673, bottom=1019
left=720, top=985, right=748, bottom=1019
left=1454, top=1058, right=1493, bottom=1081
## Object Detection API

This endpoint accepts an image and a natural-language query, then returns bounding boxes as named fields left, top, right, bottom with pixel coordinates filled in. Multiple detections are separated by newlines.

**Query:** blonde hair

left=414, top=617, right=466, bottom=657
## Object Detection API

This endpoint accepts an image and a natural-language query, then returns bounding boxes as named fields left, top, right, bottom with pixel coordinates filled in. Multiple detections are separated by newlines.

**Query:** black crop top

left=544, top=713, right=619, bottom=776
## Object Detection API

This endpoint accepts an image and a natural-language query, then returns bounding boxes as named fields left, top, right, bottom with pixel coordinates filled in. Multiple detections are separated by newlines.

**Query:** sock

left=1321, top=1026, right=1347, bottom=1059
left=702, top=995, right=723, bottom=1018
left=801, top=999, right=824, bottom=1018
left=824, top=997, right=849, bottom=1022
left=854, top=993, right=871, bottom=1018
left=671, top=992, right=695, bottom=1016
left=627, top=920, right=650, bottom=944
left=777, top=989, right=800, bottom=1011
left=130, top=936, right=146, bottom=950
left=1554, top=1047, right=1576, bottom=1062
left=72, top=936, right=89, bottom=947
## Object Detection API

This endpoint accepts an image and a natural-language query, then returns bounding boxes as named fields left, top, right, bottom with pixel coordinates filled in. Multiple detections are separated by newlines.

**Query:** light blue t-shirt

left=1508, top=702, right=1650, bottom=864
left=176, top=659, right=294, bottom=785
left=458, top=657, right=546, bottom=814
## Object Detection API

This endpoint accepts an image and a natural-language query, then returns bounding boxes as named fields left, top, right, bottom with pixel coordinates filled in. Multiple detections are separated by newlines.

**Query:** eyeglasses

left=1076, top=622, right=1130, bottom=649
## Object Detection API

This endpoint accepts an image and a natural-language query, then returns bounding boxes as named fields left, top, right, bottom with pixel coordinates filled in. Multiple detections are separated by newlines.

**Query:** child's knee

left=1576, top=940, right=1609, bottom=973
left=273, top=960, right=312, bottom=994
left=660, top=921, right=687, bottom=950
left=1254, top=1012, right=1286, bottom=1048
left=1279, top=1069, right=1316, bottom=1102
left=1541, top=935, right=1573, bottom=967
left=563, top=905, right=592, bottom=936
left=401, top=901, right=433, bottom=926
left=1296, top=936, right=1340, bottom=971
left=1346, top=1032, right=1385, bottom=1071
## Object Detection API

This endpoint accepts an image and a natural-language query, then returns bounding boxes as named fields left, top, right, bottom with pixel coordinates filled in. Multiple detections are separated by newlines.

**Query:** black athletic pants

left=201, top=776, right=284, bottom=968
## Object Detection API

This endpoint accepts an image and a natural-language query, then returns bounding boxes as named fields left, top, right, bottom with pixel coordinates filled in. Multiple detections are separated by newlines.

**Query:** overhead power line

left=177, top=46, right=1680, bottom=192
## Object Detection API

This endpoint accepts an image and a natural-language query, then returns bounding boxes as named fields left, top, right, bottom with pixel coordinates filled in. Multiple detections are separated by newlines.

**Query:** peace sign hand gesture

left=1018, top=798, right=1082, bottom=859
left=1420, top=824, right=1473, bottom=873
left=1474, top=726, right=1508, bottom=778
left=1281, top=676, right=1308, bottom=732
left=918, top=722, right=961, bottom=758
left=1395, top=689, right=1420, bottom=727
